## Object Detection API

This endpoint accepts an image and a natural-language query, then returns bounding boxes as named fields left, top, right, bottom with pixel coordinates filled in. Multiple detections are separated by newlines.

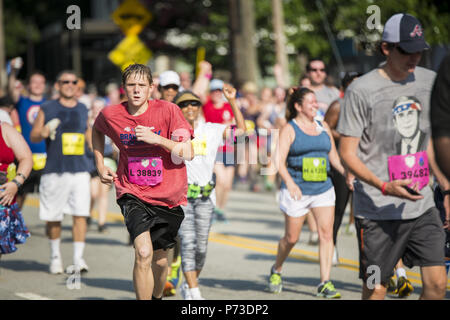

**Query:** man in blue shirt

left=8, top=58, right=47, bottom=209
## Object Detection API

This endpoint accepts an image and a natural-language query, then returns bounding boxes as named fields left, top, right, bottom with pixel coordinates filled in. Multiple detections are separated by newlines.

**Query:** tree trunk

left=228, top=0, right=260, bottom=88
left=272, top=0, right=289, bottom=88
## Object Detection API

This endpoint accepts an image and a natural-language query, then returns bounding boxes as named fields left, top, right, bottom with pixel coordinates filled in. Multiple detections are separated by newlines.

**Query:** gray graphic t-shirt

left=337, top=66, right=436, bottom=220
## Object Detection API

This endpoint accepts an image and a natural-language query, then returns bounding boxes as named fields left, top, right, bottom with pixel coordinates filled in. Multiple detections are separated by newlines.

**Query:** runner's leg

left=133, top=231, right=154, bottom=300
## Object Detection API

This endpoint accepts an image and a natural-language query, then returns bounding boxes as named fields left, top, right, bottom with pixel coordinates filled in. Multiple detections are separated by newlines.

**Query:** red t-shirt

left=202, top=98, right=234, bottom=153
left=202, top=98, right=234, bottom=124
left=94, top=100, right=194, bottom=208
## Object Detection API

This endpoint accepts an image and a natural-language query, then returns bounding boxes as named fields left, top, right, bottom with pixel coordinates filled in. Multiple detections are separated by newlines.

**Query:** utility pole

left=0, top=0, right=6, bottom=92
left=272, top=0, right=289, bottom=88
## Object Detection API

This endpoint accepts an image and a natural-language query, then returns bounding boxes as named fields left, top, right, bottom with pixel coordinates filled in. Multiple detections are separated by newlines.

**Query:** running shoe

left=214, top=208, right=228, bottom=223
left=66, top=258, right=89, bottom=274
left=268, top=268, right=282, bottom=293
left=98, top=224, right=108, bottom=233
left=163, top=279, right=175, bottom=297
left=188, top=287, right=205, bottom=300
left=387, top=277, right=397, bottom=294
left=49, top=256, right=63, bottom=274
left=308, top=232, right=319, bottom=245
left=317, top=281, right=341, bottom=299
left=180, top=281, right=191, bottom=300
left=397, top=276, right=414, bottom=298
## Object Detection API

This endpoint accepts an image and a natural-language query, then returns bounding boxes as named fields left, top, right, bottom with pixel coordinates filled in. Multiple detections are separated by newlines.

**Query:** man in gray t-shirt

left=338, top=13, right=448, bottom=300
left=306, top=59, right=340, bottom=120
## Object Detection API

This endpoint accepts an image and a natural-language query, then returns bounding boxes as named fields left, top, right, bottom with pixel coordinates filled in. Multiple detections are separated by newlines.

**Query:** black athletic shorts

left=117, top=193, right=184, bottom=251
left=18, top=169, right=43, bottom=196
left=355, top=207, right=445, bottom=285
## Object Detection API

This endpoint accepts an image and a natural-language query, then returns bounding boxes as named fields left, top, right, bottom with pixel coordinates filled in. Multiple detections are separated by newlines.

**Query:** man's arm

left=324, top=100, right=341, bottom=141
left=30, top=109, right=49, bottom=143
left=7, top=57, right=23, bottom=104
left=135, top=126, right=194, bottom=161
left=222, top=83, right=246, bottom=139
left=339, top=135, right=423, bottom=201
left=192, top=61, right=212, bottom=104
left=92, top=127, right=117, bottom=185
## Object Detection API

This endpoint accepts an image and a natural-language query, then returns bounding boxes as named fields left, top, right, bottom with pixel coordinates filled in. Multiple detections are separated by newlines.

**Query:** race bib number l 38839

left=128, top=157, right=163, bottom=186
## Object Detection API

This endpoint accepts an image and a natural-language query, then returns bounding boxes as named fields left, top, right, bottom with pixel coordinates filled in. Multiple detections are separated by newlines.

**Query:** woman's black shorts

left=117, top=193, right=184, bottom=251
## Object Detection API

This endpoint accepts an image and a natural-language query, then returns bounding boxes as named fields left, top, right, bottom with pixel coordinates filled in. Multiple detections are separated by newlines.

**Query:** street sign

left=108, top=35, right=152, bottom=71
left=111, top=0, right=152, bottom=36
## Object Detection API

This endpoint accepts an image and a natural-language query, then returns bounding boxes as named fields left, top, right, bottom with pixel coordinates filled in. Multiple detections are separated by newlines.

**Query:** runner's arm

left=135, top=125, right=194, bottom=161
left=223, top=83, right=246, bottom=139
left=92, top=127, right=117, bottom=185
left=427, top=138, right=450, bottom=226
left=30, top=109, right=50, bottom=143
left=339, top=135, right=423, bottom=201
left=276, top=123, right=302, bottom=200
left=0, top=123, right=33, bottom=206
left=323, top=100, right=341, bottom=142
left=322, top=121, right=345, bottom=176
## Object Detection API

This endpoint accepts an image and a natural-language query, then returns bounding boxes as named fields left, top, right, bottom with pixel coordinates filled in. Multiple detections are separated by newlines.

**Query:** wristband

left=11, top=179, right=22, bottom=189
left=442, top=189, right=450, bottom=196
left=381, top=182, right=388, bottom=195
left=16, top=173, right=27, bottom=181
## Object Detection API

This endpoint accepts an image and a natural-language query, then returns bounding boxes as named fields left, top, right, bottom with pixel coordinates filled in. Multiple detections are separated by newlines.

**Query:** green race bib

left=302, top=157, right=327, bottom=182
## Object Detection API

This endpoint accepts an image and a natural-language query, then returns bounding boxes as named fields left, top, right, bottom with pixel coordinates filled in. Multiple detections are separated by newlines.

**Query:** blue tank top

left=16, top=96, right=46, bottom=153
left=281, top=119, right=333, bottom=195
left=41, top=100, right=90, bottom=174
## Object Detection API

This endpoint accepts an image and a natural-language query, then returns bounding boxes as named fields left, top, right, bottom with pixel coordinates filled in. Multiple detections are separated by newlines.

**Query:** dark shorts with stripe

left=117, top=194, right=184, bottom=251
left=355, top=207, right=445, bottom=285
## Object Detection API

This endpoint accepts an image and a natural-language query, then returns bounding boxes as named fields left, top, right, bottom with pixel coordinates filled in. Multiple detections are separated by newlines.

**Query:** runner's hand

left=345, top=170, right=355, bottom=191
left=0, top=181, right=19, bottom=206
left=98, top=166, right=117, bottom=186
left=287, top=181, right=302, bottom=201
left=383, top=179, right=423, bottom=201
left=135, top=126, right=160, bottom=145
left=44, top=119, right=61, bottom=140
left=223, top=84, right=236, bottom=101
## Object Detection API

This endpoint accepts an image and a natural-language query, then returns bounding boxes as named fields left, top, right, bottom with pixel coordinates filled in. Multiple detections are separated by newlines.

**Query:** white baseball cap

left=159, top=70, right=180, bottom=87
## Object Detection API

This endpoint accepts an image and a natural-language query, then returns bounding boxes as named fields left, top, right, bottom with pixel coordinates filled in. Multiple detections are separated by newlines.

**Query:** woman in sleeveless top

left=268, top=87, right=346, bottom=298
left=0, top=121, right=33, bottom=257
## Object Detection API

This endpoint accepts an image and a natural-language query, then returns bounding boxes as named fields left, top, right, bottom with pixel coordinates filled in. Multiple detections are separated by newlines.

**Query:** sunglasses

left=178, top=100, right=202, bottom=108
left=309, top=68, right=326, bottom=73
left=162, top=84, right=179, bottom=91
left=395, top=46, right=417, bottom=56
left=59, top=80, right=78, bottom=85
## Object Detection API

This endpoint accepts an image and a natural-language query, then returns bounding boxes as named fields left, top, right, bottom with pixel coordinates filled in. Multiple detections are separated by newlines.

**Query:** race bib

left=32, top=153, right=47, bottom=171
left=388, top=151, right=429, bottom=190
left=62, top=133, right=85, bottom=155
left=128, top=157, right=163, bottom=186
left=192, top=137, right=207, bottom=156
left=302, top=157, right=327, bottom=182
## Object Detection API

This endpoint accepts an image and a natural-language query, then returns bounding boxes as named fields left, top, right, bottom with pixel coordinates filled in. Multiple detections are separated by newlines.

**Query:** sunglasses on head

left=162, top=84, right=179, bottom=91
left=59, top=80, right=78, bottom=85
left=178, top=100, right=202, bottom=108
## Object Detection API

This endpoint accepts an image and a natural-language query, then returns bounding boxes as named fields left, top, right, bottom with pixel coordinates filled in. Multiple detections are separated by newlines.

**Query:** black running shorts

left=355, top=207, right=445, bottom=285
left=117, top=193, right=184, bottom=250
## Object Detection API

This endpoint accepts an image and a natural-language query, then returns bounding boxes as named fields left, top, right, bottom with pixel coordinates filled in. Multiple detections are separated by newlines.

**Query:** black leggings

left=330, top=167, right=351, bottom=245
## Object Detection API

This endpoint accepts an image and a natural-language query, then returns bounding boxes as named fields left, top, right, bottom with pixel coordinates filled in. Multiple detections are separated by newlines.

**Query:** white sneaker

left=332, top=247, right=340, bottom=266
left=49, top=257, right=63, bottom=274
left=189, top=287, right=205, bottom=300
left=66, top=258, right=89, bottom=274
left=308, top=232, right=319, bottom=245
left=180, top=281, right=191, bottom=300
